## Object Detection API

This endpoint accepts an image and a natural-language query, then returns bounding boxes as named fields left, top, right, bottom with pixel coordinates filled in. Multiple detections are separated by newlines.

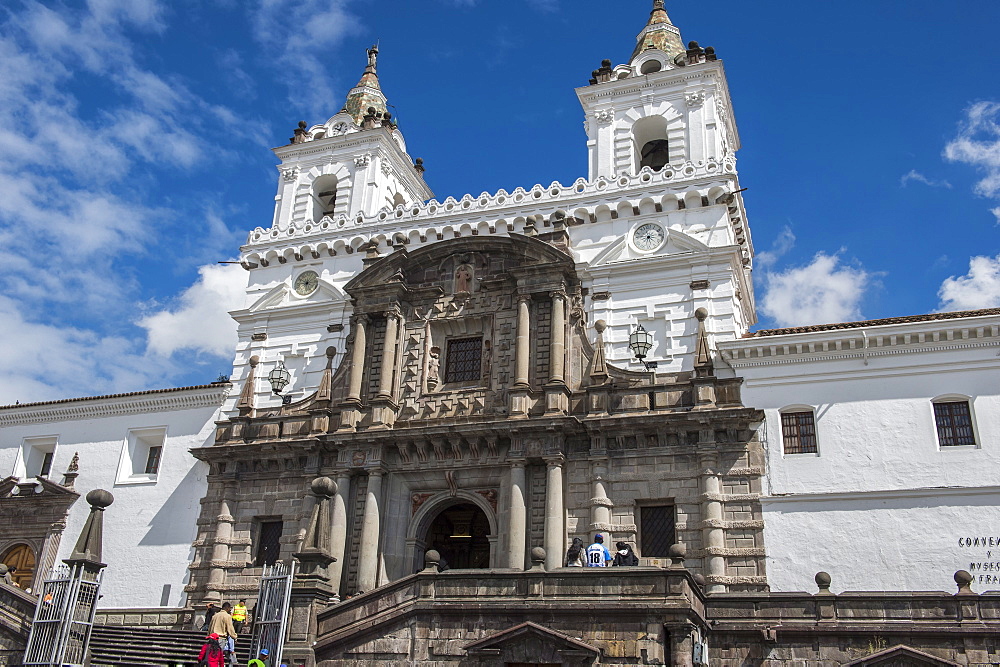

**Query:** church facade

left=3, top=2, right=1000, bottom=665
left=189, top=1, right=765, bottom=604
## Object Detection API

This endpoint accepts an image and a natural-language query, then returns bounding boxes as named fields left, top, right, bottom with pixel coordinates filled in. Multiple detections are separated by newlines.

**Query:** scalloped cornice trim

left=243, top=158, right=739, bottom=253
left=0, top=385, right=231, bottom=427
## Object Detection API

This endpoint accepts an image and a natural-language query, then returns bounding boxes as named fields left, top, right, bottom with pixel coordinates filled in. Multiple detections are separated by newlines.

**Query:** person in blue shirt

left=585, top=534, right=612, bottom=567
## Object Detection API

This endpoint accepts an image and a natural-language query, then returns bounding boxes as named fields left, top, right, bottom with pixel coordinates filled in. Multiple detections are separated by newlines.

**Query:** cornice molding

left=762, top=485, right=1000, bottom=505
left=721, top=337, right=1000, bottom=370
left=0, top=386, right=231, bottom=427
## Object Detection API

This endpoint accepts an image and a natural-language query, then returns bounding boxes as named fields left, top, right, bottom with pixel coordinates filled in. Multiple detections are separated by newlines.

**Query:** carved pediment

left=464, top=621, right=599, bottom=664
left=843, top=645, right=959, bottom=667
left=344, top=233, right=576, bottom=297
left=0, top=476, right=80, bottom=500
left=585, top=227, right=708, bottom=267
left=245, top=280, right=345, bottom=312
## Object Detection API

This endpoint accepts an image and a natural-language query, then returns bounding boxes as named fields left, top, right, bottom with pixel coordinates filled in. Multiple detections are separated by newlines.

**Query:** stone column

left=700, top=454, right=726, bottom=593
left=357, top=470, right=383, bottom=592
left=507, top=461, right=527, bottom=569
left=376, top=310, right=400, bottom=400
left=590, top=459, right=613, bottom=531
left=548, top=291, right=566, bottom=384
left=206, top=484, right=234, bottom=602
left=513, top=294, right=531, bottom=388
left=543, top=457, right=565, bottom=570
left=346, top=315, right=369, bottom=402
left=329, top=471, right=352, bottom=596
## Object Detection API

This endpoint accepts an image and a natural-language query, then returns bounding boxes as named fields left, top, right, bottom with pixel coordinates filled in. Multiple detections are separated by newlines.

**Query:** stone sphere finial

left=694, top=307, right=708, bottom=321
left=692, top=573, right=706, bottom=587
left=326, top=346, right=337, bottom=358
left=530, top=547, right=546, bottom=566
left=424, top=550, right=440, bottom=571
left=310, top=476, right=336, bottom=498
left=249, top=355, right=260, bottom=368
left=595, top=319, right=607, bottom=333
left=668, top=543, right=686, bottom=569
left=815, top=571, right=832, bottom=593
left=298, top=121, right=307, bottom=129
left=87, top=489, right=114, bottom=509
left=0, top=564, right=8, bottom=575
left=955, top=570, right=974, bottom=594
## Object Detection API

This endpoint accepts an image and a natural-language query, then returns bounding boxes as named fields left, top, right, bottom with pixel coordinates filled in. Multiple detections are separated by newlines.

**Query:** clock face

left=294, top=271, right=319, bottom=296
left=633, top=223, right=665, bottom=251
left=331, top=122, right=348, bottom=135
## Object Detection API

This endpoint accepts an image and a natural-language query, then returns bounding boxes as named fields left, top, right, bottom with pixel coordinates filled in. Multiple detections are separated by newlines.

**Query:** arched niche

left=633, top=115, right=670, bottom=172
left=405, top=490, right=498, bottom=573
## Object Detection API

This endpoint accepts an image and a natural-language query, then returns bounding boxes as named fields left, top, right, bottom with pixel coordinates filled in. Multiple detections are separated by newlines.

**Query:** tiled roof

left=0, top=382, right=232, bottom=411
left=747, top=308, right=1000, bottom=338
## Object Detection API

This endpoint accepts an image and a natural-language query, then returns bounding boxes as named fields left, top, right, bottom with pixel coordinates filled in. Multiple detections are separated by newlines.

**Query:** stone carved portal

left=425, top=503, right=490, bottom=569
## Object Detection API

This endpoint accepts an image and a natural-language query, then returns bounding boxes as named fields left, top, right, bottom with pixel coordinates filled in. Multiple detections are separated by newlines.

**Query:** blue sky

left=1, top=0, right=998, bottom=404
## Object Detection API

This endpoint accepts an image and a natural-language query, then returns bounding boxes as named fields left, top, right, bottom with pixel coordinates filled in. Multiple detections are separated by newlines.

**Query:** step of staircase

left=89, top=625, right=255, bottom=667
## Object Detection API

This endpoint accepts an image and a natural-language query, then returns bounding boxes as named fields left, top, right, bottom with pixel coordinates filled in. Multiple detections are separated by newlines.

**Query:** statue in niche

left=454, top=264, right=473, bottom=294
left=427, top=346, right=441, bottom=390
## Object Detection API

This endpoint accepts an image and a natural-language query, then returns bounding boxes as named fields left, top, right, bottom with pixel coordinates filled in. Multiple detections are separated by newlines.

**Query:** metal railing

left=22, top=564, right=102, bottom=667
left=250, top=561, right=295, bottom=666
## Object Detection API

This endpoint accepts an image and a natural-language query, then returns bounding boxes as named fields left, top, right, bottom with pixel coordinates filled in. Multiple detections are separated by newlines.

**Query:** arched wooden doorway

left=1, top=544, right=36, bottom=590
left=425, top=503, right=490, bottom=569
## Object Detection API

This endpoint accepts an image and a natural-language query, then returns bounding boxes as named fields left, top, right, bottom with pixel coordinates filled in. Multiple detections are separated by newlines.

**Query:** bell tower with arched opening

left=577, top=1, right=738, bottom=181
left=268, top=46, right=433, bottom=233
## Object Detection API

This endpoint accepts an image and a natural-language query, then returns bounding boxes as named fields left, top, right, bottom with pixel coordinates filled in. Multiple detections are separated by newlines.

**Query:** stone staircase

left=88, top=625, right=254, bottom=666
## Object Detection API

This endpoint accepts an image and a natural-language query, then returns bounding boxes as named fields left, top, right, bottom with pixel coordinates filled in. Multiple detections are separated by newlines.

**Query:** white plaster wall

left=746, top=353, right=1000, bottom=495
left=719, top=318, right=1000, bottom=593
left=763, top=489, right=1000, bottom=593
left=1, top=397, right=224, bottom=608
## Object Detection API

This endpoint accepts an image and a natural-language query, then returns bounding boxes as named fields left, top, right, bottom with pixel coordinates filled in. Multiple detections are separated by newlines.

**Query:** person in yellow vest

left=232, top=599, right=249, bottom=635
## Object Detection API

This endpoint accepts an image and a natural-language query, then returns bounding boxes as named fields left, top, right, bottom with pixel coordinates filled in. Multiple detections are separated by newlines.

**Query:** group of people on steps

left=198, top=599, right=286, bottom=667
left=565, top=534, right=640, bottom=567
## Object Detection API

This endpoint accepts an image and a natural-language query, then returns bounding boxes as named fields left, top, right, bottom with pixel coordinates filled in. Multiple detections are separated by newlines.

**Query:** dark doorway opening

left=425, top=503, right=490, bottom=569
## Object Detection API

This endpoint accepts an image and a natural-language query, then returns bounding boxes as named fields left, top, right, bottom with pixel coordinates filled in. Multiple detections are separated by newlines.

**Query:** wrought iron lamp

left=628, top=324, right=658, bottom=370
left=268, top=360, right=291, bottom=398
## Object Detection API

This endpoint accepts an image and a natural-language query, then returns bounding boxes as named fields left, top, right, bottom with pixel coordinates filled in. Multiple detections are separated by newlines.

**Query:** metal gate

left=250, top=560, right=295, bottom=666
left=22, top=563, right=103, bottom=667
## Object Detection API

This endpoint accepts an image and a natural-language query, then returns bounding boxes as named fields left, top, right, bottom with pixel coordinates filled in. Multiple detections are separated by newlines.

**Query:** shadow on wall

left=138, top=463, right=209, bottom=547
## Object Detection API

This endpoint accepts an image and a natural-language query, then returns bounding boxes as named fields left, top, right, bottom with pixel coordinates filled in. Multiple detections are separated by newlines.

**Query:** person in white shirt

left=585, top=534, right=612, bottom=567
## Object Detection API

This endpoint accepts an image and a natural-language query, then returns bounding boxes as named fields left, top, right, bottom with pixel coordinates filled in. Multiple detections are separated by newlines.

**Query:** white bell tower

left=577, top=0, right=739, bottom=181
left=268, top=46, right=433, bottom=232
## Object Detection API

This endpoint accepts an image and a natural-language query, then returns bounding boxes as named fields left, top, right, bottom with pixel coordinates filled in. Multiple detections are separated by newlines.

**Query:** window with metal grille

left=444, top=336, right=483, bottom=383
left=639, top=505, right=675, bottom=558
left=144, top=446, right=162, bottom=475
left=255, top=520, right=283, bottom=566
left=934, top=401, right=976, bottom=447
left=781, top=411, right=818, bottom=454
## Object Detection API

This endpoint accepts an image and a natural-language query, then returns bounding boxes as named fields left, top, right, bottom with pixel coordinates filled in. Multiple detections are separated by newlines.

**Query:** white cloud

left=900, top=169, right=951, bottom=189
left=759, top=253, right=871, bottom=328
left=0, top=1, right=262, bottom=402
left=991, top=206, right=1000, bottom=224
left=755, top=225, right=796, bottom=270
left=139, top=263, right=248, bottom=358
left=250, top=0, right=359, bottom=115
left=944, top=101, right=1000, bottom=200
left=0, top=295, right=167, bottom=405
left=937, top=254, right=1000, bottom=312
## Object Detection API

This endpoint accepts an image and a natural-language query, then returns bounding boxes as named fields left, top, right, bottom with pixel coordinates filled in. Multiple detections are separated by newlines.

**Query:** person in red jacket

left=198, top=633, right=226, bottom=667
